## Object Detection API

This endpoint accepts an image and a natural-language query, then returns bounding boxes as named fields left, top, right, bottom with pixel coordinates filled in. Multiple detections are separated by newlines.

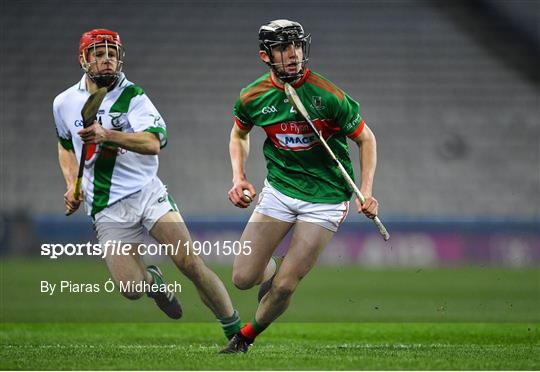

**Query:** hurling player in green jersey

left=221, top=20, right=380, bottom=353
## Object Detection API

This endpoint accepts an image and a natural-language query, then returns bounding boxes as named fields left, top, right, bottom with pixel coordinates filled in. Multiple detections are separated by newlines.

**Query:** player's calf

left=268, top=276, right=298, bottom=302
left=258, top=256, right=283, bottom=301
left=120, top=286, right=145, bottom=300
left=108, top=268, right=147, bottom=300
left=172, top=253, right=207, bottom=285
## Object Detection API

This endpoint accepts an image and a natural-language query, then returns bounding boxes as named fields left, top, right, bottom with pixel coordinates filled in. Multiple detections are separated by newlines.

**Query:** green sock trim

left=251, top=319, right=268, bottom=333
left=218, top=309, right=240, bottom=324
left=218, top=310, right=241, bottom=339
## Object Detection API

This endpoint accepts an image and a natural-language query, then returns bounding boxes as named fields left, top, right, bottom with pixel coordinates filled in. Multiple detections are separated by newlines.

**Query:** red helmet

left=79, top=29, right=122, bottom=58
left=79, top=28, right=124, bottom=87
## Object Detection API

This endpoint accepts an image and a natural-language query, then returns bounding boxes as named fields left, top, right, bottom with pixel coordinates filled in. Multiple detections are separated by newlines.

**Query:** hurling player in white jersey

left=53, top=29, right=242, bottom=340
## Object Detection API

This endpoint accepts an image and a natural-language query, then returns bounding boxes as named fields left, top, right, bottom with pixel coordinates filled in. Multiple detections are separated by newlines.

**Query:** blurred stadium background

left=0, top=0, right=539, bottom=323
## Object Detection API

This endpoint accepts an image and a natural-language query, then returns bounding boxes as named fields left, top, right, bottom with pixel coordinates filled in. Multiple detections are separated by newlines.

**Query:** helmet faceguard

left=259, top=20, right=311, bottom=83
left=79, top=29, right=125, bottom=88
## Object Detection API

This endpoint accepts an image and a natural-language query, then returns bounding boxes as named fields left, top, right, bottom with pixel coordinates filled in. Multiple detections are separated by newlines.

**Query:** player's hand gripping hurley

left=66, top=87, right=108, bottom=216
left=284, top=83, right=390, bottom=241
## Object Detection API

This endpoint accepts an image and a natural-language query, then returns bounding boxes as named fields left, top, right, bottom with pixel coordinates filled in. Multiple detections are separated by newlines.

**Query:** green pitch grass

left=1, top=323, right=538, bottom=370
left=1, top=260, right=539, bottom=369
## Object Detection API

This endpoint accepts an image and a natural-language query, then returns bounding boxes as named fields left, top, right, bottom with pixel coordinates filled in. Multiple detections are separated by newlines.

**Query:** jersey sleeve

left=333, top=92, right=365, bottom=139
left=233, top=96, right=254, bottom=131
left=53, top=95, right=74, bottom=151
left=127, top=94, right=168, bottom=148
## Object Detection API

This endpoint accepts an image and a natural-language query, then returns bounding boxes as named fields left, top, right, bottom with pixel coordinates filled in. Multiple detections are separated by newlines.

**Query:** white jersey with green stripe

left=53, top=74, right=167, bottom=217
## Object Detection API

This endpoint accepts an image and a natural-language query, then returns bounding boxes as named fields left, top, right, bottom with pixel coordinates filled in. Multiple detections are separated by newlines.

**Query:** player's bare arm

left=351, top=123, right=379, bottom=219
left=78, top=122, right=160, bottom=155
left=228, top=124, right=256, bottom=208
left=58, top=143, right=83, bottom=213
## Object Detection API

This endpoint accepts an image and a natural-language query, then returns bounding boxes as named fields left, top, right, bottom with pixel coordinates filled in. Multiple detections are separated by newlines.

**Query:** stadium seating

left=1, top=1, right=538, bottom=219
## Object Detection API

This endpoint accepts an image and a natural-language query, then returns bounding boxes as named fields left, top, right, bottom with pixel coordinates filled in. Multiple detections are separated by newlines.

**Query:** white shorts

left=93, top=177, right=178, bottom=244
left=254, top=179, right=350, bottom=232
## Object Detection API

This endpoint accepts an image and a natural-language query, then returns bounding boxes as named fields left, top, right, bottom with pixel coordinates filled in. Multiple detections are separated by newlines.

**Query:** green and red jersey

left=233, top=69, right=364, bottom=203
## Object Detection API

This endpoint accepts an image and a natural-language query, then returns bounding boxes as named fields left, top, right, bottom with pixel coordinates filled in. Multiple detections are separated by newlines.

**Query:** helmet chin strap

left=271, top=66, right=304, bottom=83
left=90, top=73, right=119, bottom=88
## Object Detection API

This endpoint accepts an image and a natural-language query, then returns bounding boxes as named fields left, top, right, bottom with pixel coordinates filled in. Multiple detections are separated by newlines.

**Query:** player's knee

left=232, top=271, right=257, bottom=290
left=272, top=278, right=297, bottom=300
